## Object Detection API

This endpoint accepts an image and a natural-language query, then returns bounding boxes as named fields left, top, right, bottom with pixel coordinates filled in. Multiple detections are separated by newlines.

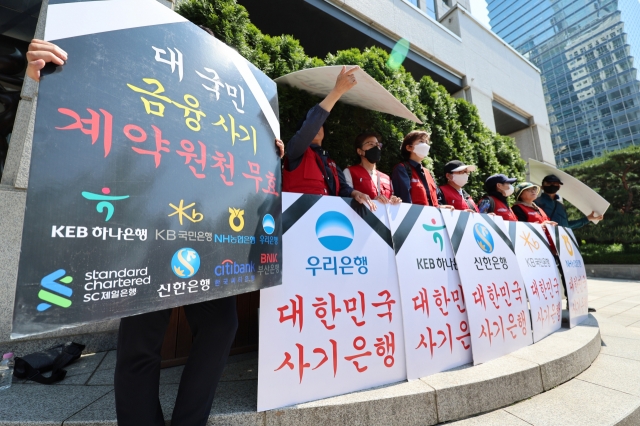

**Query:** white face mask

left=451, top=173, right=469, bottom=187
left=412, top=143, right=430, bottom=159
left=503, top=184, right=514, bottom=197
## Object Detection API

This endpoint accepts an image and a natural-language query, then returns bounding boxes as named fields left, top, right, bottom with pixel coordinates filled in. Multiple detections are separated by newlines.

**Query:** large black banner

left=12, top=1, right=282, bottom=337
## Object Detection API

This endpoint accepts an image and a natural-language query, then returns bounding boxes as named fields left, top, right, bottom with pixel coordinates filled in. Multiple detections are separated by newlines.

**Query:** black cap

left=444, top=160, right=477, bottom=175
left=484, top=174, right=517, bottom=191
left=542, top=174, right=563, bottom=185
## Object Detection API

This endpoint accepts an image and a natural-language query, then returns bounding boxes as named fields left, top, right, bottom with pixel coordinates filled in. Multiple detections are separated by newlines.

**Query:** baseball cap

left=444, top=160, right=477, bottom=175
left=484, top=174, right=517, bottom=191
left=542, top=174, right=563, bottom=185
left=514, top=182, right=540, bottom=200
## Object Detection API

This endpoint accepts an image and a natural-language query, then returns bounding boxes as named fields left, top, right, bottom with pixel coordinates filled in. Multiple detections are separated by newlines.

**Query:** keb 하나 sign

left=508, top=222, right=562, bottom=342
left=548, top=227, right=588, bottom=328
left=441, top=211, right=533, bottom=365
left=387, top=204, right=472, bottom=380
left=258, top=194, right=406, bottom=411
left=12, top=0, right=282, bottom=337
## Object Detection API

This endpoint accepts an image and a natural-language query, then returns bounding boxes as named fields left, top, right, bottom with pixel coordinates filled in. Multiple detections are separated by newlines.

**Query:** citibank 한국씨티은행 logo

left=171, top=248, right=201, bottom=279
left=37, top=269, right=73, bottom=311
left=315, top=211, right=354, bottom=251
left=473, top=223, right=494, bottom=253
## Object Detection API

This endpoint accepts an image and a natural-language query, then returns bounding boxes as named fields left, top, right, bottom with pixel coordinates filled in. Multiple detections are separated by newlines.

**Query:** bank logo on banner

left=262, top=214, right=275, bottom=235
left=509, top=222, right=562, bottom=343
left=171, top=248, right=201, bottom=278
left=549, top=227, right=588, bottom=328
left=388, top=204, right=472, bottom=380
left=442, top=211, right=532, bottom=365
left=37, top=269, right=74, bottom=311
left=258, top=193, right=405, bottom=411
left=315, top=211, right=355, bottom=251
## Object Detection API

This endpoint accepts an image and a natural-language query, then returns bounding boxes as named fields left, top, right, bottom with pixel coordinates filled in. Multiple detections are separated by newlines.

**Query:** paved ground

left=451, top=277, right=640, bottom=425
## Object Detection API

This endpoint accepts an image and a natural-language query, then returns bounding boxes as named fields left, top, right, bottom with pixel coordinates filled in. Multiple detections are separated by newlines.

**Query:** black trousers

left=114, top=296, right=238, bottom=426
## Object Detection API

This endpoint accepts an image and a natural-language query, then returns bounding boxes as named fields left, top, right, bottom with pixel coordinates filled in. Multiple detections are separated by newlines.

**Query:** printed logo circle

left=262, top=214, right=275, bottom=235
left=473, top=223, right=494, bottom=253
left=315, top=211, right=354, bottom=251
left=171, top=248, right=201, bottom=278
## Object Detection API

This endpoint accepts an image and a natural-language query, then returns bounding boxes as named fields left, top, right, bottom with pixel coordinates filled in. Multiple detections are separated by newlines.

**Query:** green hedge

left=177, top=0, right=526, bottom=200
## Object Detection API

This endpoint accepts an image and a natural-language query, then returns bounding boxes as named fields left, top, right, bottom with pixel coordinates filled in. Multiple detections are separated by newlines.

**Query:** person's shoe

left=588, top=307, right=596, bottom=312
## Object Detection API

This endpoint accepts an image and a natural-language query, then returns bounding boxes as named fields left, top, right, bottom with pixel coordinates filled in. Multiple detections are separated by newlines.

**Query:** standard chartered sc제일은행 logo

left=315, top=211, right=354, bottom=251
left=37, top=269, right=73, bottom=311
left=171, top=248, right=201, bottom=278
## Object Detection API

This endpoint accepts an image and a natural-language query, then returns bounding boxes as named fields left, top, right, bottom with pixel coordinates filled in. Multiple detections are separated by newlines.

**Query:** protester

left=477, top=174, right=518, bottom=221
left=391, top=130, right=453, bottom=209
left=343, top=131, right=401, bottom=205
left=536, top=174, right=602, bottom=229
left=282, top=66, right=377, bottom=210
left=26, top=38, right=284, bottom=426
left=439, top=160, right=478, bottom=212
left=512, top=182, right=557, bottom=225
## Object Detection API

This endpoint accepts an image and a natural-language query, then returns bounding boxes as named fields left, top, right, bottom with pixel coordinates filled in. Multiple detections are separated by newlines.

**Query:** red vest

left=283, top=147, right=340, bottom=196
left=394, top=163, right=439, bottom=206
left=439, top=184, right=478, bottom=212
left=489, top=196, right=517, bottom=221
left=347, top=165, right=393, bottom=199
left=513, top=203, right=549, bottom=224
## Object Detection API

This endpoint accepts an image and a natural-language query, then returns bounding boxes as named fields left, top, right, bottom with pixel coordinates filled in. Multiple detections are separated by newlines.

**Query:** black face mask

left=543, top=185, right=560, bottom=194
left=363, top=146, right=382, bottom=164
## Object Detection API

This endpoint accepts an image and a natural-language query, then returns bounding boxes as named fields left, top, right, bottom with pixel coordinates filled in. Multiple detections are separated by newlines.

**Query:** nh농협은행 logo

left=315, top=211, right=354, bottom=252
left=37, top=269, right=73, bottom=311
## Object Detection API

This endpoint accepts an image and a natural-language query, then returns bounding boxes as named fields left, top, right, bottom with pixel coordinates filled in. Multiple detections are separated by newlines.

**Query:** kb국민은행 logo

left=37, top=269, right=73, bottom=311
left=171, top=248, right=201, bottom=278
left=262, top=214, right=275, bottom=235
left=229, top=208, right=245, bottom=232
left=315, top=211, right=354, bottom=252
left=473, top=223, right=494, bottom=253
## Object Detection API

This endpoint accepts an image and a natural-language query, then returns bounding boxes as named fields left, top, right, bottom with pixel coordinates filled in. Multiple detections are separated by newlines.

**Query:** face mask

left=412, top=143, right=430, bottom=159
left=363, top=146, right=381, bottom=163
left=451, top=173, right=469, bottom=187
left=503, top=184, right=514, bottom=197
left=543, top=185, right=560, bottom=194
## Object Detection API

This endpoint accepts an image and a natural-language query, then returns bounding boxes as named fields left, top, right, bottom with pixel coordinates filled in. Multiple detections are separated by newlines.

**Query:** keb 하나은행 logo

left=315, top=211, right=354, bottom=251
left=37, top=269, right=73, bottom=311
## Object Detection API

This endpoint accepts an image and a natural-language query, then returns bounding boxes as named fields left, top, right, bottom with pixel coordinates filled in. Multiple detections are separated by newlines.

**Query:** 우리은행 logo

left=262, top=214, right=275, bottom=235
left=82, top=187, right=129, bottom=221
left=315, top=211, right=354, bottom=252
left=171, top=248, right=201, bottom=278
left=473, top=223, right=494, bottom=253
left=37, top=269, right=73, bottom=311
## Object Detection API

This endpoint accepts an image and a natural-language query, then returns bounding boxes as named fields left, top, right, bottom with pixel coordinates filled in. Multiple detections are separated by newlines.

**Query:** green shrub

left=176, top=0, right=526, bottom=197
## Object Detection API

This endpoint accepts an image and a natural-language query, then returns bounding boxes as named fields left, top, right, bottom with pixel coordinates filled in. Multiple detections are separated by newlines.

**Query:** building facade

left=488, top=0, right=640, bottom=166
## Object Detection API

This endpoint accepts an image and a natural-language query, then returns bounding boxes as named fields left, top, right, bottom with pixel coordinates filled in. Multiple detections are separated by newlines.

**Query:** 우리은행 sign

left=387, top=204, right=472, bottom=380
left=12, top=0, right=282, bottom=338
left=257, top=194, right=406, bottom=411
left=441, top=211, right=533, bottom=364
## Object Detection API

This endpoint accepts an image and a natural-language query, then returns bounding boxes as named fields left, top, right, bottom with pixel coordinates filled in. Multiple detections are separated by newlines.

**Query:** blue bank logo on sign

left=171, top=248, right=201, bottom=278
left=37, top=269, right=73, bottom=311
left=262, top=214, right=275, bottom=235
left=315, top=211, right=354, bottom=252
left=473, top=223, right=494, bottom=253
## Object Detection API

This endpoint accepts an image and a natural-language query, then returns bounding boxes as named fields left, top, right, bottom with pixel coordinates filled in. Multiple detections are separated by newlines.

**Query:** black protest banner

left=12, top=1, right=282, bottom=337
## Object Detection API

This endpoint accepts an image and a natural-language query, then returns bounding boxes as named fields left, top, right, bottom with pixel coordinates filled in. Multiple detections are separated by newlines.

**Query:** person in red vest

left=282, top=66, right=376, bottom=211
left=391, top=130, right=452, bottom=208
left=439, top=160, right=478, bottom=212
left=512, top=182, right=557, bottom=225
left=477, top=174, right=518, bottom=221
left=343, top=131, right=401, bottom=204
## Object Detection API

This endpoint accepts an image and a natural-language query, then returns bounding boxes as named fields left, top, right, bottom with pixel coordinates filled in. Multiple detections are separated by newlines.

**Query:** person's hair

left=354, top=131, right=381, bottom=152
left=400, top=130, right=430, bottom=160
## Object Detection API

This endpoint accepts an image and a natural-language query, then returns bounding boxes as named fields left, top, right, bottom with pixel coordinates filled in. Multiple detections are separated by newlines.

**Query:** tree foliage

left=176, top=0, right=526, bottom=200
